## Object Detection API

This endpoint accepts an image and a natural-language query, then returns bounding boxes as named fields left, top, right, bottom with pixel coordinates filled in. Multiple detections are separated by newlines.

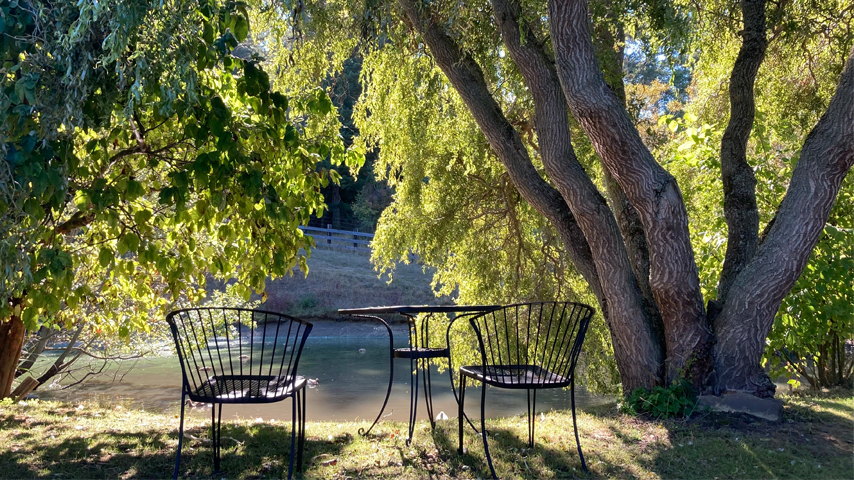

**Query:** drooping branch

left=548, top=0, right=711, bottom=383
left=491, top=0, right=663, bottom=389
left=33, top=322, right=86, bottom=388
left=396, top=0, right=605, bottom=309
left=717, top=0, right=767, bottom=305
left=712, top=47, right=854, bottom=395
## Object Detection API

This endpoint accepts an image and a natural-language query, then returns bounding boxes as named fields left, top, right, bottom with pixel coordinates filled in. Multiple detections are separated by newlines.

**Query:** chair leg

left=458, top=374, right=466, bottom=454
left=571, top=377, right=588, bottom=472
left=288, top=393, right=297, bottom=480
left=480, top=383, right=497, bottom=479
left=449, top=363, right=479, bottom=435
left=526, top=389, right=537, bottom=448
left=406, top=356, right=418, bottom=445
left=298, top=386, right=306, bottom=472
left=173, top=390, right=187, bottom=479
left=212, top=403, right=223, bottom=474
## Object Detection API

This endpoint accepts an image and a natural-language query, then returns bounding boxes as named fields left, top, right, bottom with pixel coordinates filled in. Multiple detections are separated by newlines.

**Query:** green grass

left=1, top=390, right=851, bottom=479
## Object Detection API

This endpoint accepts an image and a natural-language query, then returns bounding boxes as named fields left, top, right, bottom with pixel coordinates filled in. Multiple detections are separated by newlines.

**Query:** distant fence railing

left=299, top=225, right=373, bottom=254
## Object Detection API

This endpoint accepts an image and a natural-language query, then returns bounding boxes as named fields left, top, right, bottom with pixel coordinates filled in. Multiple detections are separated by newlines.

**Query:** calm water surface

left=36, top=335, right=611, bottom=422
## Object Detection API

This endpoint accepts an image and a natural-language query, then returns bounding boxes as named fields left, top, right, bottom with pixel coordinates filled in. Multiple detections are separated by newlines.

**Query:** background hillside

left=259, top=247, right=449, bottom=319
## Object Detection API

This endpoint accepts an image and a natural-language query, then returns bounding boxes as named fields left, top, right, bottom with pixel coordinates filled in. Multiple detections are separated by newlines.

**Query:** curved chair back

left=467, top=302, right=593, bottom=388
left=166, top=307, right=312, bottom=403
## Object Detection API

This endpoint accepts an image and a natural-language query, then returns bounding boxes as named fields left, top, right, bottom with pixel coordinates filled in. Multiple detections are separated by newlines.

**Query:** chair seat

left=189, top=374, right=306, bottom=403
left=393, top=347, right=449, bottom=359
left=460, top=364, right=569, bottom=389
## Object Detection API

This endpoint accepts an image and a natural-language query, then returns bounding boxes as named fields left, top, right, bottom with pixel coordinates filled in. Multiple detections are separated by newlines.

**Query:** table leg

left=406, top=354, right=418, bottom=445
left=357, top=316, right=394, bottom=437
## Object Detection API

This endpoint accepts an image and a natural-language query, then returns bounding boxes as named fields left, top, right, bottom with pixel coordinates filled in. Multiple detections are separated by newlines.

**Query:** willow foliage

left=243, top=0, right=851, bottom=393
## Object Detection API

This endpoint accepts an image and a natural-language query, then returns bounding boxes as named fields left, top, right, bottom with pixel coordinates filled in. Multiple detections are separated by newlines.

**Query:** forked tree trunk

left=399, top=0, right=664, bottom=391
left=711, top=49, right=854, bottom=395
left=549, top=0, right=713, bottom=386
left=396, top=0, right=854, bottom=396
left=390, top=0, right=851, bottom=397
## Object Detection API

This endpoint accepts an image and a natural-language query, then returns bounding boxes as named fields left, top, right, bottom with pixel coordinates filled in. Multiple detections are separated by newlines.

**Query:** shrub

left=621, top=380, right=698, bottom=418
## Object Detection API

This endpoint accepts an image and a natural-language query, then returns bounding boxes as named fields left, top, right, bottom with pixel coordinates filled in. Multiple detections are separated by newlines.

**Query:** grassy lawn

left=0, top=391, right=851, bottom=479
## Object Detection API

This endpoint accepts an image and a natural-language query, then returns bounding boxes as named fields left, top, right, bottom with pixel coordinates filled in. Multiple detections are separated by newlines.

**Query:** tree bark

left=712, top=47, right=854, bottom=396
left=549, top=0, right=712, bottom=384
left=589, top=10, right=663, bottom=344
left=0, top=298, right=26, bottom=398
left=490, top=0, right=663, bottom=390
left=717, top=0, right=767, bottom=304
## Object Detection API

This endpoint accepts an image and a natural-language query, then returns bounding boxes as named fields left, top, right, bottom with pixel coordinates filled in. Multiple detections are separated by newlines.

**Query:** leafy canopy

left=1, top=0, right=362, bottom=338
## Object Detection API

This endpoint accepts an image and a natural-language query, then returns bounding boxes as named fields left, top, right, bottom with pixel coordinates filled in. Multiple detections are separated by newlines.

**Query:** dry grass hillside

left=259, top=247, right=449, bottom=318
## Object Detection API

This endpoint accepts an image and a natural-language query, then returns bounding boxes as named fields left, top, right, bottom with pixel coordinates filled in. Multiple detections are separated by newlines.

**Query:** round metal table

left=338, top=304, right=499, bottom=444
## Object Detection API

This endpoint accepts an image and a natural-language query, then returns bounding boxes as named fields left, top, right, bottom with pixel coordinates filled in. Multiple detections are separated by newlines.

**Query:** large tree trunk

left=386, top=0, right=852, bottom=399
left=489, top=0, right=663, bottom=389
left=712, top=47, right=854, bottom=396
left=548, top=0, right=713, bottom=385
left=399, top=0, right=664, bottom=390
left=0, top=298, right=26, bottom=398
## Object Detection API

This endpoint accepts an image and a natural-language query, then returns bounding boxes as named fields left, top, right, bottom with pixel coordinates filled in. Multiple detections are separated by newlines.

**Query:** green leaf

left=203, top=21, right=214, bottom=44
left=118, top=233, right=140, bottom=254
left=668, top=120, right=679, bottom=133
left=126, top=178, right=145, bottom=200
left=21, top=306, right=38, bottom=330
left=134, top=209, right=152, bottom=225
left=99, top=247, right=113, bottom=268
left=233, top=15, right=249, bottom=42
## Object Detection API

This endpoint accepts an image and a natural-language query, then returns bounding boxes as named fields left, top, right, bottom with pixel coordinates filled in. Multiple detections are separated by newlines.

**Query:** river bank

left=1, top=390, right=851, bottom=479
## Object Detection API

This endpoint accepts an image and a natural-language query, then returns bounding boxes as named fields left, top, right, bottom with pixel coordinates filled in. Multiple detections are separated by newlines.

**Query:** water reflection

left=37, top=336, right=611, bottom=422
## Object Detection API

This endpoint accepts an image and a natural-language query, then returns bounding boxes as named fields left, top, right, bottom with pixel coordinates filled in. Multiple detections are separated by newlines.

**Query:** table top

left=338, top=304, right=500, bottom=315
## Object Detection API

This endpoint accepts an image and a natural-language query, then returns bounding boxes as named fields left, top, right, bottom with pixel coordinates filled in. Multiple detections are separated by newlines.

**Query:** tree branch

left=55, top=210, right=96, bottom=235
left=396, top=0, right=604, bottom=308
left=717, top=0, right=767, bottom=304
left=548, top=0, right=711, bottom=384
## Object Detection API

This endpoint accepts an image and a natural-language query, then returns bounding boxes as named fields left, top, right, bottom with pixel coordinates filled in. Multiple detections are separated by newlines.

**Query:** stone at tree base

left=698, top=393, right=783, bottom=422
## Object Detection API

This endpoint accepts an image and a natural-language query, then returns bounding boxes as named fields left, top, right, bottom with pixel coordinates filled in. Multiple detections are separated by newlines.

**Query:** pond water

left=35, top=334, right=612, bottom=422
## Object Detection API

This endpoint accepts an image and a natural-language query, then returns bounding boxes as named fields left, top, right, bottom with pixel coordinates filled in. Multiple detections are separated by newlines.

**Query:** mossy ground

left=0, top=390, right=851, bottom=479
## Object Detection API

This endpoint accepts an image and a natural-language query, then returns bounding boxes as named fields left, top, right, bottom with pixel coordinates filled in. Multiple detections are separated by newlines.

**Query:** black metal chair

left=457, top=302, right=594, bottom=479
left=166, top=307, right=312, bottom=479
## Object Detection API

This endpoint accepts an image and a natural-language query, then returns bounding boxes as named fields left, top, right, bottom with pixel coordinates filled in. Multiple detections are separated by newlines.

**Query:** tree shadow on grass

left=421, top=420, right=598, bottom=479
left=3, top=395, right=850, bottom=479
left=410, top=397, right=853, bottom=480
left=0, top=414, right=347, bottom=479
left=601, top=397, right=854, bottom=480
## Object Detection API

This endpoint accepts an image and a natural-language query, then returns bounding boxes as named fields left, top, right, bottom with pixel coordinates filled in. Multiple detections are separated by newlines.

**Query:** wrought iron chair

left=457, top=302, right=594, bottom=479
left=167, top=307, right=312, bottom=480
